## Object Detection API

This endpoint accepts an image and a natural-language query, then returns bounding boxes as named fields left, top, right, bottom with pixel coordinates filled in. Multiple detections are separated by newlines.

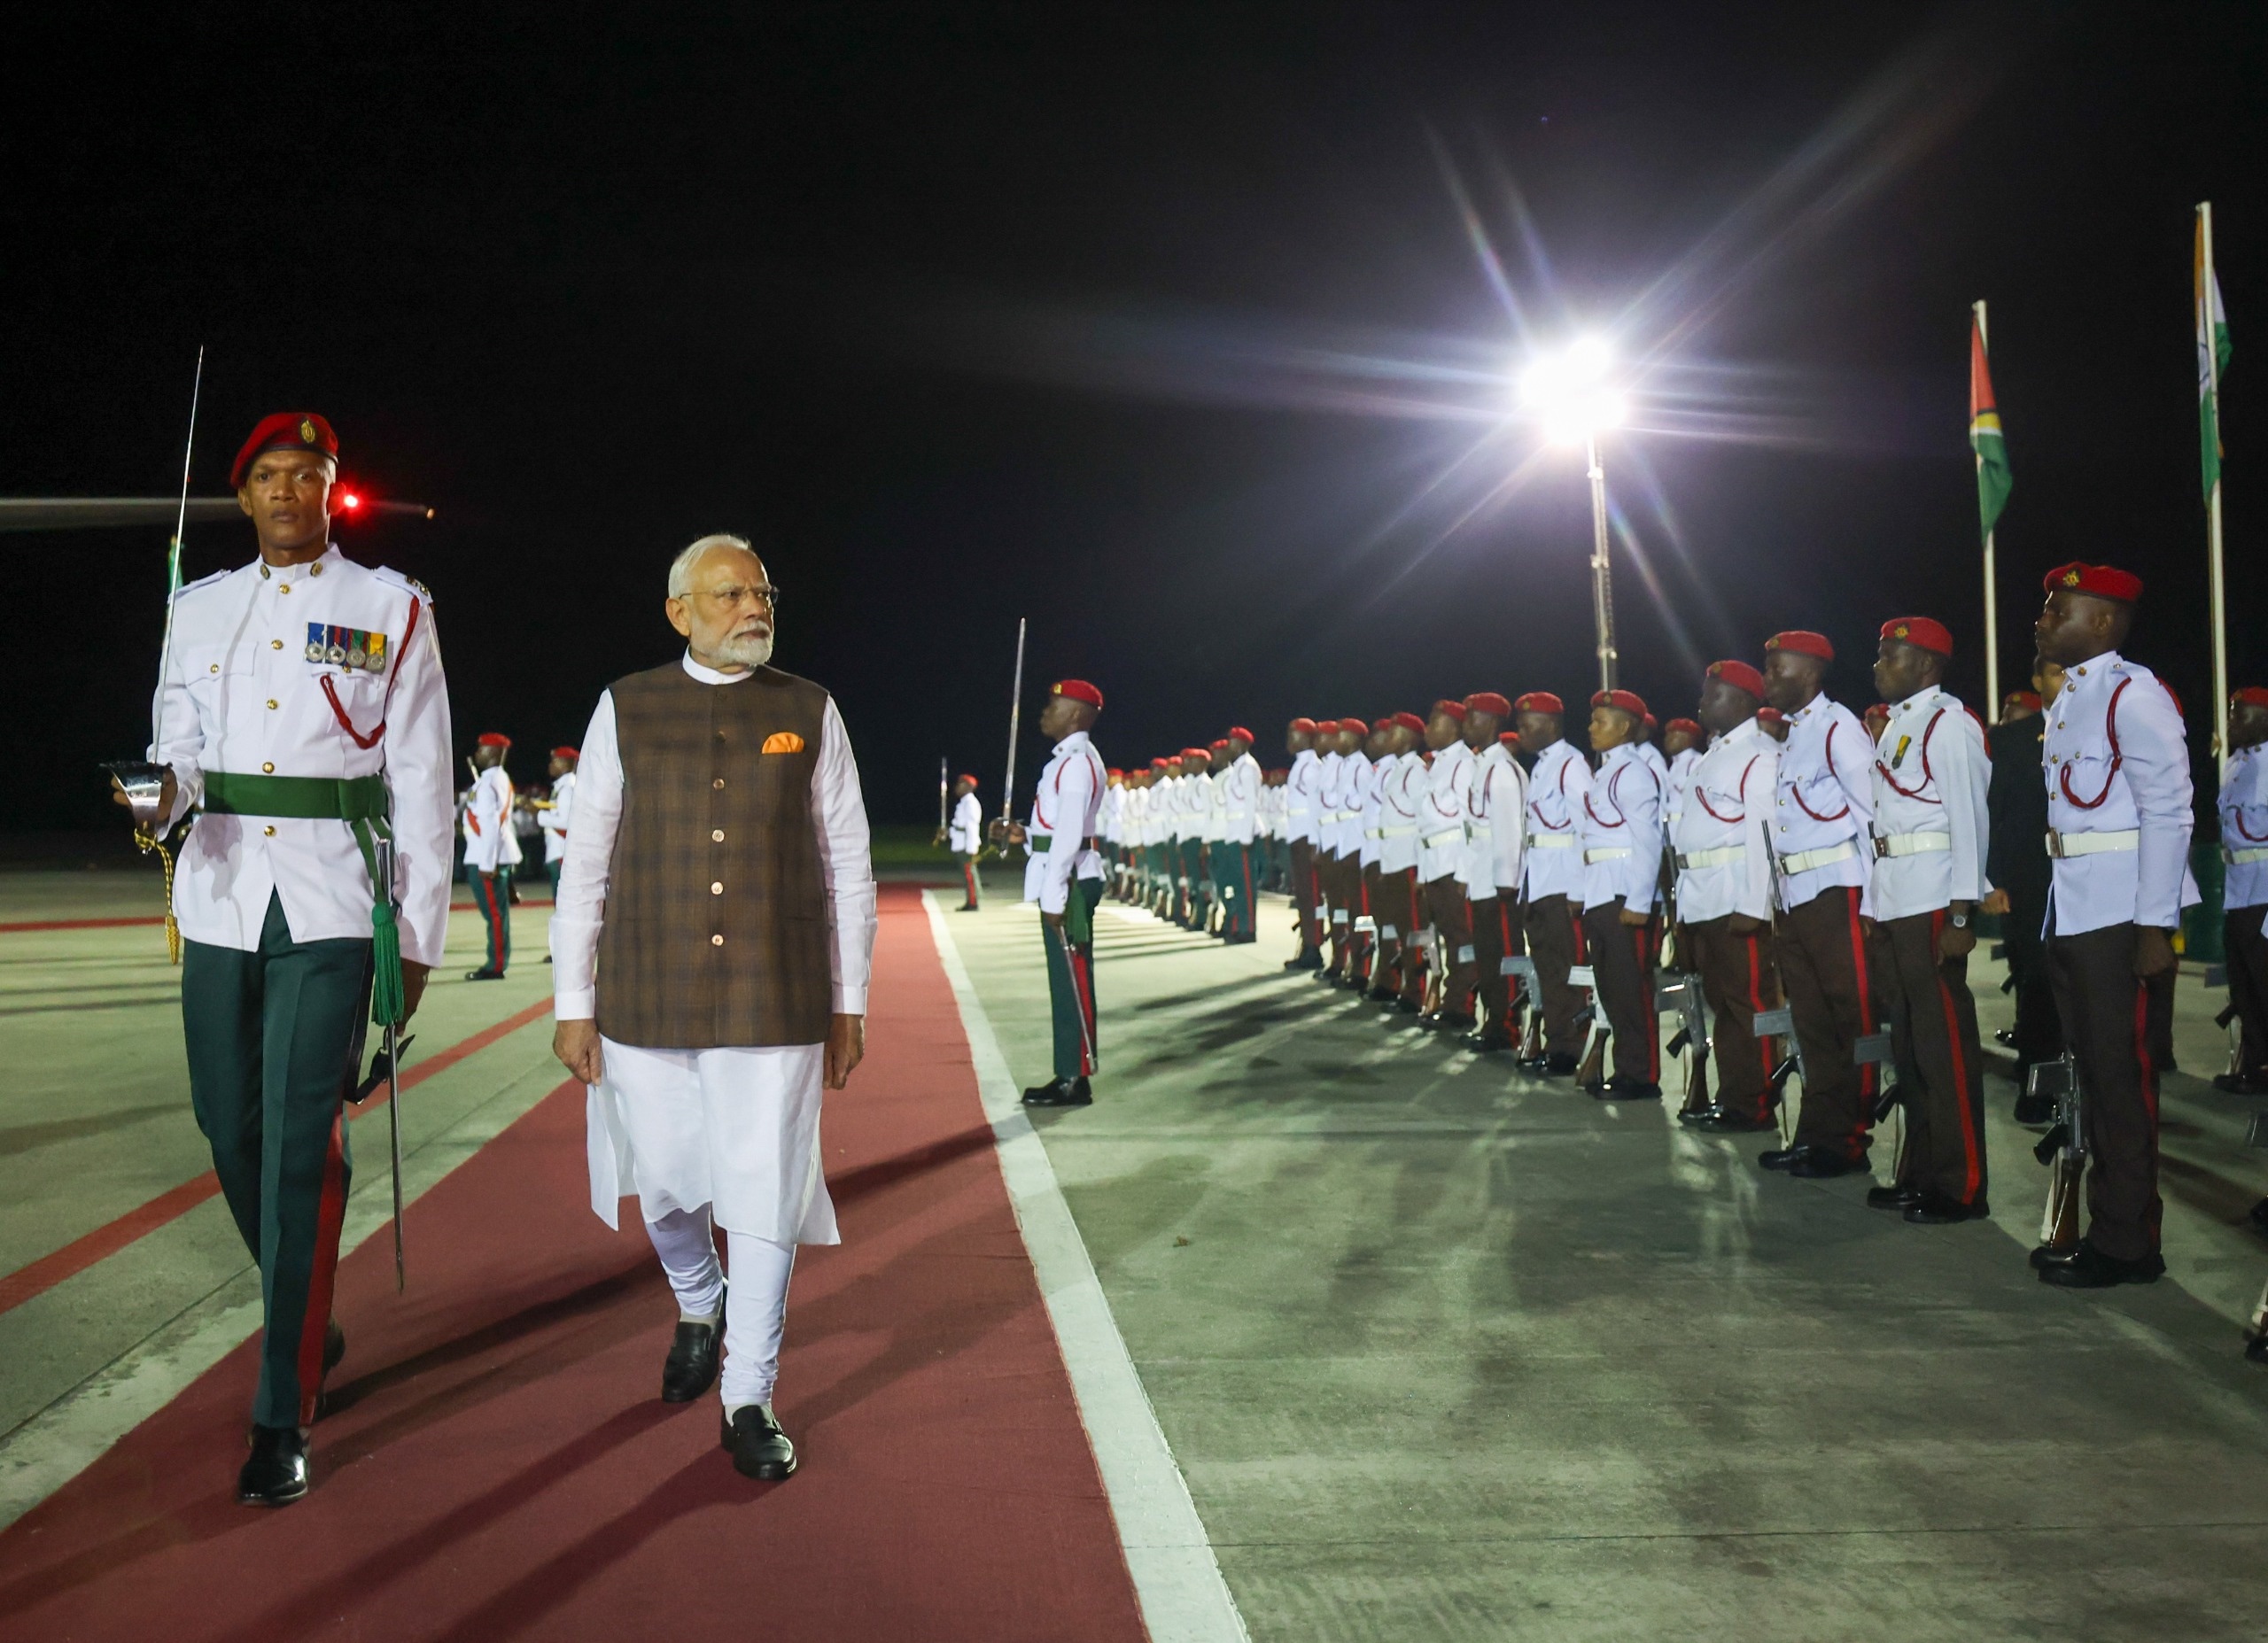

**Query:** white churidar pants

left=643, top=1206, right=795, bottom=1407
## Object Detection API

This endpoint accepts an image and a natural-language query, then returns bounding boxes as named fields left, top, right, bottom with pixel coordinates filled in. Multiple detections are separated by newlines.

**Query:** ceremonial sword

left=353, top=833, right=415, bottom=1290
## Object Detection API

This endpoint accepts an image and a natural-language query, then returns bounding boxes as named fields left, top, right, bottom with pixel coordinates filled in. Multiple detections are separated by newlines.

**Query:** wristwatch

left=1949, top=912, right=1969, bottom=929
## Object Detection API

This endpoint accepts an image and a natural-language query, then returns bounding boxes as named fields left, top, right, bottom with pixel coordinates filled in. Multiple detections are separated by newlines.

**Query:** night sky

left=4, top=4, right=2258, bottom=831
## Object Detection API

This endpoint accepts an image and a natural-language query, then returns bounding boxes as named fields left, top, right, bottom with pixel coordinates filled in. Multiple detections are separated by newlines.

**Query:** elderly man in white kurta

left=553, top=532, right=876, bottom=1482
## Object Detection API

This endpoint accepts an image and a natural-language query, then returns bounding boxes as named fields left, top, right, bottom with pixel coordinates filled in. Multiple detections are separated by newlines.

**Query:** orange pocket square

left=761, top=731, right=806, bottom=755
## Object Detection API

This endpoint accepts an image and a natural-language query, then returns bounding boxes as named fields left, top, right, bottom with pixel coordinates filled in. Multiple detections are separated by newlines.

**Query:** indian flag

left=2198, top=211, right=2233, bottom=500
left=1969, top=313, right=2011, bottom=539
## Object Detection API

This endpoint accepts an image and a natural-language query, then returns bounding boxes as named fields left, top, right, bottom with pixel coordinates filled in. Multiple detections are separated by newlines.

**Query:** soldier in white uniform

left=1865, top=618, right=1992, bottom=1223
left=1417, top=701, right=1480, bottom=1027
left=2218, top=687, right=2268, bottom=1093
left=1577, top=689, right=1666, bottom=1098
left=1216, top=727, right=1263, bottom=943
left=1010, top=681, right=1108, bottom=1107
left=128, top=412, right=454, bottom=1505
left=1283, top=718, right=1326, bottom=968
left=1516, top=692, right=1590, bottom=1074
left=462, top=732, right=515, bottom=978
left=944, top=772, right=983, bottom=910
left=539, top=745, right=579, bottom=895
left=2031, top=562, right=2194, bottom=1288
left=1372, top=713, right=1429, bottom=1009
left=1461, top=696, right=1527, bottom=1051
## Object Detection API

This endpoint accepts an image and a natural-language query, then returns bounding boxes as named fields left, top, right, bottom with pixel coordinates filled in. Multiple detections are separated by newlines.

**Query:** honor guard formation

left=1021, top=559, right=2268, bottom=1316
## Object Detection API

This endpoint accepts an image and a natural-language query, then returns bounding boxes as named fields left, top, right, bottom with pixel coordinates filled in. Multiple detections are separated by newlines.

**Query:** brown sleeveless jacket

left=594, top=662, right=833, bottom=1049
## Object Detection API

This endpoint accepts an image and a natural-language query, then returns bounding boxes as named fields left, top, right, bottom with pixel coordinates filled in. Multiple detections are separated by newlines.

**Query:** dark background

left=2, top=3, right=2257, bottom=828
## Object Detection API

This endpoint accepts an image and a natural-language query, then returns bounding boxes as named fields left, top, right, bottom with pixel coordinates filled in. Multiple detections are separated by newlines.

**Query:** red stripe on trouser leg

left=1571, top=906, right=1588, bottom=964
left=294, top=1108, right=349, bottom=1426
left=1745, top=934, right=1773, bottom=1089
left=1069, top=946, right=1097, bottom=1074
left=1241, top=851, right=1254, bottom=935
left=1931, top=909, right=1983, bottom=1203
left=2133, top=981, right=2155, bottom=1123
left=1499, top=902, right=1517, bottom=1030
left=1638, top=922, right=1660, bottom=1081
left=965, top=862, right=978, bottom=903
left=481, top=875, right=506, bottom=968
left=1844, top=887, right=1875, bottom=1151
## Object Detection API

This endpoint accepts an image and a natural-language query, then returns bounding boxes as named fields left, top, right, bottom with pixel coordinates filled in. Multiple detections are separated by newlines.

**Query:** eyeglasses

left=687, top=583, right=781, bottom=609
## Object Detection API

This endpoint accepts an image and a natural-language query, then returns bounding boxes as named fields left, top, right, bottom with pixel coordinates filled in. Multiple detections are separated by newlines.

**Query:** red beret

left=1590, top=688, right=1648, bottom=718
left=230, top=412, right=339, bottom=489
left=1863, top=702, right=1891, bottom=726
left=1338, top=717, right=1370, bottom=737
left=477, top=732, right=511, bottom=748
left=1643, top=713, right=1658, bottom=731
left=1756, top=706, right=1786, bottom=725
left=1150, top=757, right=1171, bottom=769
left=2044, top=562, right=2143, bottom=602
left=1051, top=678, right=1105, bottom=709
left=1180, top=747, right=1211, bottom=761
left=1107, top=767, right=1124, bottom=778
left=1766, top=630, right=1834, bottom=662
left=1881, top=616, right=1953, bottom=655
left=1665, top=717, right=1702, bottom=736
left=2234, top=687, right=2268, bottom=709
left=958, top=772, right=980, bottom=785
left=1498, top=730, right=1521, bottom=744
left=1464, top=692, right=1512, bottom=717
left=1432, top=699, right=1467, bottom=722
left=1316, top=719, right=1341, bottom=734
left=1391, top=711, right=1427, bottom=734
left=1705, top=659, right=1766, bottom=697
left=1227, top=725, right=1254, bottom=743
left=551, top=746, right=580, bottom=760
left=1289, top=717, right=1318, bottom=734
left=1208, top=738, right=1230, bottom=749
left=1513, top=691, right=1564, bottom=715
left=2005, top=691, right=2043, bottom=711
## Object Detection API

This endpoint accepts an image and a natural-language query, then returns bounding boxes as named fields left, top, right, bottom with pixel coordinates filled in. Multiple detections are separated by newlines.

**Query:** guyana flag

left=1969, top=313, right=2012, bottom=540
left=2198, top=212, right=2233, bottom=501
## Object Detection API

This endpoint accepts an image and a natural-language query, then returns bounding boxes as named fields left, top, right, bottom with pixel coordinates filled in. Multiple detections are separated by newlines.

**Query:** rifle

left=1858, top=1024, right=1899, bottom=1125
left=1568, top=963, right=1609, bottom=1088
left=1503, top=954, right=1540, bottom=1058
left=1658, top=972, right=1711, bottom=1115
left=2030, top=1050, right=2083, bottom=1255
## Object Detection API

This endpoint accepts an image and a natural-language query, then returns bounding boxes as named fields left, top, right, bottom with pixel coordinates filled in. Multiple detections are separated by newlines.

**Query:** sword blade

left=387, top=1020, right=406, bottom=1290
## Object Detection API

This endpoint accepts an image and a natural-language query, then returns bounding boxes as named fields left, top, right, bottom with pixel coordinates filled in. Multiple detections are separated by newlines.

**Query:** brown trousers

left=1363, top=862, right=1391, bottom=988
left=1879, top=911, right=1989, bottom=1205
left=1581, top=899, right=1661, bottom=1081
left=1383, top=866, right=1426, bottom=1003
left=2225, top=904, right=2268, bottom=1079
left=1423, top=874, right=1478, bottom=1015
left=1470, top=890, right=1525, bottom=1033
left=2045, top=919, right=2176, bottom=1261
left=1688, top=915, right=1782, bottom=1120
left=1324, top=849, right=1359, bottom=973
left=1524, top=892, right=1587, bottom=1054
left=1783, top=885, right=1880, bottom=1161
left=1289, top=839, right=1323, bottom=953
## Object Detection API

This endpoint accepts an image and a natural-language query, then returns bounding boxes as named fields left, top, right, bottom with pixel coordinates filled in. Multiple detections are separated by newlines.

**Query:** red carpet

left=0, top=886, right=1147, bottom=1643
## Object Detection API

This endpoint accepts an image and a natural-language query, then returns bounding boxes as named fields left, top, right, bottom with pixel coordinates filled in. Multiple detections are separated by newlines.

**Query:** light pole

left=1522, top=338, right=1627, bottom=694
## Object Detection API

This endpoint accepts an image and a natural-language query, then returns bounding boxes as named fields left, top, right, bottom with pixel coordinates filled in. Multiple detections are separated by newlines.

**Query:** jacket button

left=711, top=934, right=725, bottom=946
left=263, top=825, right=276, bottom=837
left=711, top=829, right=725, bottom=841
left=271, top=639, right=283, bottom=650
left=713, top=778, right=726, bottom=790
left=711, top=881, right=724, bottom=895
left=267, top=699, right=279, bottom=710
left=262, top=762, right=275, bottom=773
left=210, top=663, right=220, bottom=674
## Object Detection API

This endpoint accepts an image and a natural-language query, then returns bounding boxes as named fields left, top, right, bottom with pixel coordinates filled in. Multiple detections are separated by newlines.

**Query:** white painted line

left=922, top=890, right=1248, bottom=1643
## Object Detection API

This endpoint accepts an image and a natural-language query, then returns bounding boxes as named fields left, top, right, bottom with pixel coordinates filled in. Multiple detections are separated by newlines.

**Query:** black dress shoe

left=238, top=1424, right=310, bottom=1507
left=1284, top=951, right=1324, bottom=972
left=1759, top=1144, right=1811, bottom=1171
left=1460, top=1029, right=1515, bottom=1054
left=1364, top=984, right=1401, bottom=1004
left=1433, top=1011, right=1478, bottom=1032
left=1595, top=1077, right=1661, bottom=1102
left=464, top=967, right=506, bottom=981
left=1394, top=996, right=1422, bottom=1014
left=2213, top=1073, right=2268, bottom=1096
left=1224, top=932, right=1257, bottom=944
left=1021, top=1076, right=1093, bottom=1108
left=2038, top=1240, right=2165, bottom=1288
left=721, top=1404, right=799, bottom=1480
left=1994, top=1027, right=2017, bottom=1048
left=2029, top=1241, right=2081, bottom=1270
left=1695, top=1110, right=1776, bottom=1134
left=1905, top=1193, right=1991, bottom=1224
left=1787, top=1150, right=1868, bottom=1180
left=662, top=1310, right=724, bottom=1403
left=1867, top=1184, right=1925, bottom=1212
left=2012, top=1093, right=2054, bottom=1126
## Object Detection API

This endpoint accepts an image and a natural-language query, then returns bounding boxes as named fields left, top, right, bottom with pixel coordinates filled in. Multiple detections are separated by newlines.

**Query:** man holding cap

left=2031, top=563, right=2193, bottom=1286
left=128, top=412, right=454, bottom=1504
left=1866, top=619, right=1992, bottom=1223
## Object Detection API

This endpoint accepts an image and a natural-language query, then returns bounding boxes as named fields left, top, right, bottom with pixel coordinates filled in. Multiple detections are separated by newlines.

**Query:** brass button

left=209, top=663, right=220, bottom=674
left=310, top=563, right=323, bottom=577
left=262, top=762, right=275, bottom=773
left=711, top=934, right=725, bottom=947
left=711, top=881, right=724, bottom=895
left=711, top=829, right=725, bottom=842
left=271, top=639, right=284, bottom=650
left=279, top=584, right=291, bottom=594
left=713, top=777, right=726, bottom=790
left=267, top=699, right=279, bottom=710
left=260, top=565, right=271, bottom=579
left=263, top=825, right=276, bottom=837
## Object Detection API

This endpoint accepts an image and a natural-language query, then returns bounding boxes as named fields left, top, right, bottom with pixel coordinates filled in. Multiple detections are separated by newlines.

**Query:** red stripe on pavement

left=0, top=996, right=555, bottom=1318
left=0, top=916, right=169, bottom=933
left=0, top=885, right=1146, bottom=1642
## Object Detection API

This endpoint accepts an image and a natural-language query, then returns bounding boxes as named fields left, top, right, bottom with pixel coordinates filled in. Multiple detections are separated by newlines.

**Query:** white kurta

left=552, top=652, right=877, bottom=1240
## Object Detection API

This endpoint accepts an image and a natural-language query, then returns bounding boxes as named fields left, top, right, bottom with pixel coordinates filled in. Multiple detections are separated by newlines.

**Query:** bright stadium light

left=1521, top=337, right=1627, bottom=691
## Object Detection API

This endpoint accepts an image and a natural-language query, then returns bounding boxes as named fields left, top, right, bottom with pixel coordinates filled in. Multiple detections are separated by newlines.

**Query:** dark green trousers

left=1045, top=878, right=1105, bottom=1080
left=1216, top=841, right=1256, bottom=936
left=183, top=893, right=369, bottom=1430
left=472, top=866, right=512, bottom=972
left=1178, top=838, right=1207, bottom=926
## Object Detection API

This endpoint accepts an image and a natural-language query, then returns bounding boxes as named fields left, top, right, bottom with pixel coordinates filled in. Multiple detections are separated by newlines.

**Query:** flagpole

left=1975, top=300, right=2000, bottom=720
left=2201, top=201, right=2229, bottom=781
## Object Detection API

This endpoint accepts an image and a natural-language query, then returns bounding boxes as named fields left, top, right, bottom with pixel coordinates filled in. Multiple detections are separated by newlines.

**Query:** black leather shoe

left=1867, top=1184, right=1924, bottom=1212
left=1460, top=1029, right=1515, bottom=1054
left=238, top=1424, right=310, bottom=1507
left=2038, top=1240, right=2165, bottom=1288
left=1365, top=984, right=1401, bottom=1003
left=2012, top=1093, right=2054, bottom=1126
left=2213, top=1073, right=2268, bottom=1096
left=1994, top=1027, right=2017, bottom=1047
left=1283, top=951, right=1324, bottom=973
left=662, top=1309, right=724, bottom=1403
left=1759, top=1144, right=1810, bottom=1171
left=1905, top=1194, right=1991, bottom=1224
left=464, top=967, right=506, bottom=981
left=1695, top=1110, right=1775, bottom=1134
left=1021, top=1076, right=1093, bottom=1108
left=1787, top=1150, right=1868, bottom=1180
left=721, top=1404, right=798, bottom=1480
left=1595, top=1077, right=1661, bottom=1102
left=1394, top=996, right=1422, bottom=1014
left=2029, top=1241, right=2081, bottom=1270
left=1224, top=932, right=1257, bottom=944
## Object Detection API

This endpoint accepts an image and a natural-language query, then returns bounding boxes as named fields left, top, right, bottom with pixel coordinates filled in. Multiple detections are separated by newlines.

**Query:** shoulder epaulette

left=368, top=565, right=435, bottom=606
left=169, top=566, right=233, bottom=602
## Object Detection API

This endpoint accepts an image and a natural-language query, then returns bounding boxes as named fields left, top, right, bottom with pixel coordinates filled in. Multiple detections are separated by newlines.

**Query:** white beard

left=711, top=626, right=774, bottom=670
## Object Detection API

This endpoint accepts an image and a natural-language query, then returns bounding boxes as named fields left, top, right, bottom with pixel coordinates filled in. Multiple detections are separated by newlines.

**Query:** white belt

left=1528, top=833, right=1576, bottom=849
left=1364, top=826, right=1383, bottom=839
left=1778, top=841, right=1859, bottom=874
left=2226, top=845, right=2268, bottom=865
left=1675, top=846, right=1744, bottom=870
left=1379, top=824, right=1417, bottom=838
left=1464, top=820, right=1490, bottom=841
left=1583, top=847, right=1632, bottom=864
left=2046, top=829, right=2139, bottom=859
left=1874, top=832, right=1951, bottom=859
left=1423, top=826, right=1464, bottom=849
